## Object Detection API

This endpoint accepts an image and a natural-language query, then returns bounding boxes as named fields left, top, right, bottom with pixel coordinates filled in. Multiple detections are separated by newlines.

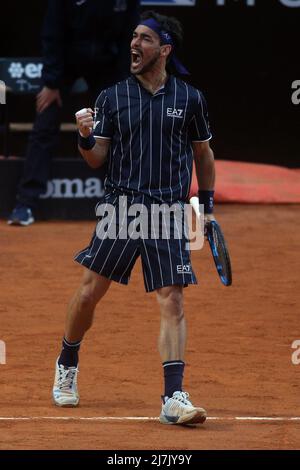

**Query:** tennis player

left=53, top=10, right=215, bottom=426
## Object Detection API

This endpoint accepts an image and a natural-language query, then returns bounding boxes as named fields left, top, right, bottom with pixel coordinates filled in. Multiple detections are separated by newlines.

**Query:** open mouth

left=131, top=50, right=142, bottom=66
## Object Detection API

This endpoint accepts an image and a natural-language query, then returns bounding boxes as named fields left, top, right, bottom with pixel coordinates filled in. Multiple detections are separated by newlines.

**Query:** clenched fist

left=75, top=108, right=94, bottom=138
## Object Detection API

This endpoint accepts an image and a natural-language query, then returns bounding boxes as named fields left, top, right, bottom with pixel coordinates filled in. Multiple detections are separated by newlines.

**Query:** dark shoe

left=7, top=205, right=35, bottom=226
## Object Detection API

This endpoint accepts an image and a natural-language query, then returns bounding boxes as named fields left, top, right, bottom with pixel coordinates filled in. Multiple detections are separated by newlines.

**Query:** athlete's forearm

left=194, top=146, right=215, bottom=190
left=78, top=141, right=108, bottom=169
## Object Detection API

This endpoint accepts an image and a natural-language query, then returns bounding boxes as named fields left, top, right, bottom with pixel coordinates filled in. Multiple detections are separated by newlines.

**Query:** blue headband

left=139, top=18, right=189, bottom=76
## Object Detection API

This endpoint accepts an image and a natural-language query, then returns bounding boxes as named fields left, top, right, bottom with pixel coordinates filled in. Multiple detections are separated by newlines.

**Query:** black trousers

left=16, top=64, right=122, bottom=209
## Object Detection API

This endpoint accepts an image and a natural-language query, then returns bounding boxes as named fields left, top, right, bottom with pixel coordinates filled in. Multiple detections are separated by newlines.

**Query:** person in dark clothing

left=52, top=10, right=214, bottom=425
left=8, top=0, right=140, bottom=226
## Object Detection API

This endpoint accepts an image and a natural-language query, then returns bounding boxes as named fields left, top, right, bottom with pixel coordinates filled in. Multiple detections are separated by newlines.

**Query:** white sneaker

left=52, top=359, right=79, bottom=407
left=159, top=391, right=207, bottom=425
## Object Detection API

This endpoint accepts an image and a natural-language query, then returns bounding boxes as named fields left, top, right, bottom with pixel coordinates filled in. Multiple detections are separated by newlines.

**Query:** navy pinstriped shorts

left=75, top=190, right=197, bottom=293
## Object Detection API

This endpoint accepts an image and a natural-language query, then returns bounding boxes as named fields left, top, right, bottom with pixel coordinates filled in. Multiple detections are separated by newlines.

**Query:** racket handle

left=189, top=196, right=200, bottom=219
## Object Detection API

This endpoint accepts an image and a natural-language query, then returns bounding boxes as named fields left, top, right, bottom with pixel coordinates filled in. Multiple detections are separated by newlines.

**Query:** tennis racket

left=190, top=196, right=232, bottom=286
left=206, top=220, right=232, bottom=286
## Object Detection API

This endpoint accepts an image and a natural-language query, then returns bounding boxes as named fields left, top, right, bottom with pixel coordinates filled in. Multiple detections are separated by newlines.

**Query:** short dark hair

left=140, top=10, right=184, bottom=74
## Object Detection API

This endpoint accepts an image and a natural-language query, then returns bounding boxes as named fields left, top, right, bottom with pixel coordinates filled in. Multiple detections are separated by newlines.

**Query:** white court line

left=0, top=416, right=300, bottom=422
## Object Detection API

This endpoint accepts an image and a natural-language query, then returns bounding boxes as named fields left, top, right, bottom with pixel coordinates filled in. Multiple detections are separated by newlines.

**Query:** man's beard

left=131, top=51, right=161, bottom=76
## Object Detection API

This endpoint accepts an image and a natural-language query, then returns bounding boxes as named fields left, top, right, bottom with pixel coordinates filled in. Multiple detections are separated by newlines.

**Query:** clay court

left=1, top=204, right=300, bottom=450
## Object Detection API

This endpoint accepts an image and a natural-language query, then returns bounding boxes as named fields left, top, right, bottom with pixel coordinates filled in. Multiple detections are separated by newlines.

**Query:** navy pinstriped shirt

left=93, top=74, right=212, bottom=203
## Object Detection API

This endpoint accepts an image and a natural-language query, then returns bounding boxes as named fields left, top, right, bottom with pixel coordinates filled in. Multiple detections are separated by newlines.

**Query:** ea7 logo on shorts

left=167, top=107, right=184, bottom=118
left=177, top=264, right=191, bottom=274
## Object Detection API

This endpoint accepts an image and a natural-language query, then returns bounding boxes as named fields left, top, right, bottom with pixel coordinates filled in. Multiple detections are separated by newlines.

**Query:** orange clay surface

left=0, top=205, right=300, bottom=450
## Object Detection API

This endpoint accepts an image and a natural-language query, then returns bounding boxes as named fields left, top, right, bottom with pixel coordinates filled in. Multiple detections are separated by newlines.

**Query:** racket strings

left=208, top=222, right=232, bottom=286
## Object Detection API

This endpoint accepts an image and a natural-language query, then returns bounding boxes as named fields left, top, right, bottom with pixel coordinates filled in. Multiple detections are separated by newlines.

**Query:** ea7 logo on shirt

left=167, top=107, right=184, bottom=119
left=177, top=264, right=192, bottom=274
